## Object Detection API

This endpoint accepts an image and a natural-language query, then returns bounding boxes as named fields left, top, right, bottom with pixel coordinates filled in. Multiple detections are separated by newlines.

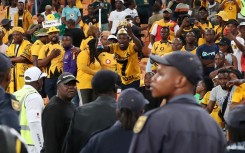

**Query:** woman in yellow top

left=77, top=39, right=101, bottom=104
left=80, top=25, right=97, bottom=51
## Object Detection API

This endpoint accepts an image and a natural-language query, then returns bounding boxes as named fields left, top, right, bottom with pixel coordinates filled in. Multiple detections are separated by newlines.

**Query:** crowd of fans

left=0, top=0, right=245, bottom=152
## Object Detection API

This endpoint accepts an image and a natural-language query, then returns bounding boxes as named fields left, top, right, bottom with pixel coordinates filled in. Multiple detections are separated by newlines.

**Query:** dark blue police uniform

left=80, top=121, right=133, bottom=153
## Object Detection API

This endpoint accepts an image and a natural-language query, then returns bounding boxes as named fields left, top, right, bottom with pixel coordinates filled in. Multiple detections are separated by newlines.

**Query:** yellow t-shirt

left=38, top=43, right=64, bottom=78
left=232, top=83, right=245, bottom=103
left=181, top=46, right=197, bottom=54
left=214, top=25, right=225, bottom=43
left=80, top=21, right=99, bottom=37
left=223, top=0, right=242, bottom=20
left=76, top=49, right=101, bottom=89
left=6, top=40, right=32, bottom=93
left=2, top=27, right=11, bottom=44
left=109, top=43, right=141, bottom=85
left=80, top=36, right=94, bottom=51
left=201, top=91, right=224, bottom=128
left=76, top=0, right=83, bottom=9
left=31, top=40, right=44, bottom=56
left=98, top=52, right=117, bottom=72
left=193, top=22, right=213, bottom=46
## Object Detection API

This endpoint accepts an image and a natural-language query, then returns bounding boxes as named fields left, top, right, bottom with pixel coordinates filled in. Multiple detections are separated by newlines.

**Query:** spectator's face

left=204, top=31, right=214, bottom=42
left=198, top=10, right=208, bottom=19
left=48, top=32, right=59, bottom=43
left=45, top=8, right=52, bottom=14
left=227, top=24, right=237, bottom=35
left=214, top=54, right=224, bottom=68
left=239, top=26, right=245, bottom=35
left=37, top=16, right=44, bottom=23
left=12, top=31, right=23, bottom=43
left=229, top=72, right=238, bottom=81
left=218, top=73, right=229, bottom=89
left=100, top=36, right=109, bottom=45
left=68, top=0, right=75, bottom=6
left=115, top=1, right=123, bottom=10
left=171, top=39, right=182, bottom=51
left=10, top=0, right=18, bottom=6
left=144, top=73, right=153, bottom=87
left=196, top=80, right=205, bottom=93
left=151, top=64, right=180, bottom=98
left=117, top=34, right=129, bottom=49
left=163, top=12, right=171, bottom=20
left=39, top=36, right=49, bottom=44
left=57, top=81, right=77, bottom=100
left=88, top=6, right=94, bottom=14
left=185, top=32, right=196, bottom=44
left=218, top=44, right=229, bottom=52
left=134, top=17, right=140, bottom=24
left=160, top=28, right=170, bottom=40
left=62, top=36, right=73, bottom=48
left=18, top=2, right=24, bottom=11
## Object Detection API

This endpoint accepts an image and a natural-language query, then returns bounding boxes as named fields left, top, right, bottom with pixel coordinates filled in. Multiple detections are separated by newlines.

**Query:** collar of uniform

left=166, top=94, right=200, bottom=106
left=23, top=85, right=38, bottom=93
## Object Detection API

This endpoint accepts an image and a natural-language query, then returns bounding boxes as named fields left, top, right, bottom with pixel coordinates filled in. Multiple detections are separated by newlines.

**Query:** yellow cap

left=117, top=28, right=128, bottom=35
left=12, top=27, right=24, bottom=34
left=216, top=11, right=228, bottom=22
left=47, top=27, right=60, bottom=34
left=46, top=14, right=55, bottom=21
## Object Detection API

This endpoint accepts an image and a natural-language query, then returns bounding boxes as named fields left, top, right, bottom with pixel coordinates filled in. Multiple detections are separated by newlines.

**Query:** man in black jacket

left=62, top=70, right=119, bottom=153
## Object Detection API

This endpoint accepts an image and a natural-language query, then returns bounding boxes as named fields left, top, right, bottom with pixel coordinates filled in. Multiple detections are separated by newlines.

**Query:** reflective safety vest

left=14, top=86, right=37, bottom=145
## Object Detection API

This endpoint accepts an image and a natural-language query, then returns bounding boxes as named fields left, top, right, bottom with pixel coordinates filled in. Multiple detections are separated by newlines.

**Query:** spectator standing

left=173, top=0, right=189, bottom=21
left=93, top=0, right=111, bottom=31
left=218, top=0, right=241, bottom=20
left=62, top=70, right=118, bottom=153
left=5, top=0, right=18, bottom=27
left=14, top=67, right=46, bottom=153
left=207, top=0, right=220, bottom=25
left=14, top=0, right=33, bottom=32
left=41, top=72, right=77, bottom=153
left=65, top=19, right=85, bottom=48
left=225, top=105, right=245, bottom=153
left=6, top=27, right=31, bottom=93
left=0, top=53, right=20, bottom=132
left=38, top=27, right=65, bottom=99
left=79, top=25, right=97, bottom=51
left=0, top=27, right=8, bottom=54
left=182, top=31, right=197, bottom=54
left=54, top=5, right=66, bottom=37
left=76, top=39, right=101, bottom=104
left=80, top=4, right=98, bottom=37
left=108, top=0, right=127, bottom=34
left=61, top=0, right=81, bottom=28
left=197, top=29, right=219, bottom=77
left=41, top=5, right=55, bottom=20
left=124, top=0, right=138, bottom=18
left=148, top=3, right=163, bottom=28
left=80, top=88, right=148, bottom=153
left=135, top=0, right=151, bottom=24
left=214, top=11, right=228, bottom=43
left=129, top=52, right=226, bottom=153
left=1, top=18, right=12, bottom=44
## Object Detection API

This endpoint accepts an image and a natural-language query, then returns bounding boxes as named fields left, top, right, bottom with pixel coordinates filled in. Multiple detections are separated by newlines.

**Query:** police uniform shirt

left=129, top=94, right=226, bottom=153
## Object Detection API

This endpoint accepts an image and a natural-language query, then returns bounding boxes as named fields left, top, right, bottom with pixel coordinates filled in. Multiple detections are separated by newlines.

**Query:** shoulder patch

left=133, top=116, right=148, bottom=134
left=11, top=99, right=20, bottom=111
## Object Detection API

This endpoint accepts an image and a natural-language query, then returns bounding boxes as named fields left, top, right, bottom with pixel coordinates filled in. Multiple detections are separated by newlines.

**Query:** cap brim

left=150, top=54, right=171, bottom=66
left=61, top=78, right=79, bottom=84
left=36, top=34, right=48, bottom=37
left=218, top=42, right=227, bottom=45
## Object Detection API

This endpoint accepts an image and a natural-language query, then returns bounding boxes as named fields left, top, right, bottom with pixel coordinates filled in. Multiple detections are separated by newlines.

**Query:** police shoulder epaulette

left=133, top=107, right=161, bottom=134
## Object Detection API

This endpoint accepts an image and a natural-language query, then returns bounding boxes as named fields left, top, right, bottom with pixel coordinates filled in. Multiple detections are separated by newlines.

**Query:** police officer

left=129, top=52, right=226, bottom=153
left=0, top=53, right=20, bottom=132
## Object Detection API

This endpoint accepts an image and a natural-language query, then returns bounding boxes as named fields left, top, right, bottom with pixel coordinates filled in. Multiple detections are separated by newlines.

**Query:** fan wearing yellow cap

left=214, top=11, right=228, bottom=43
left=13, top=0, right=33, bottom=32
left=38, top=26, right=65, bottom=99
left=100, top=24, right=143, bottom=89
left=5, top=27, right=32, bottom=93
left=218, top=0, right=242, bottom=20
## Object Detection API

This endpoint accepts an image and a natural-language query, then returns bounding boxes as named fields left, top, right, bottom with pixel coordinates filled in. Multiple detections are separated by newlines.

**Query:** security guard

left=0, top=53, right=20, bottom=132
left=129, top=52, right=226, bottom=153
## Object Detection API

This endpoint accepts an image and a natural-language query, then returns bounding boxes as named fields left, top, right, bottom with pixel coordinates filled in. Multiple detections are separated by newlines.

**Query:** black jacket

left=62, top=95, right=117, bottom=153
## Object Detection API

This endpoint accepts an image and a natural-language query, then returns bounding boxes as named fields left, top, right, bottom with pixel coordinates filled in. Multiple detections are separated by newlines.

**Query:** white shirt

left=231, top=37, right=244, bottom=72
left=124, top=8, right=138, bottom=18
left=41, top=11, right=55, bottom=21
left=23, top=85, right=44, bottom=153
left=9, top=7, right=18, bottom=26
left=0, top=43, right=8, bottom=54
left=108, top=10, right=127, bottom=34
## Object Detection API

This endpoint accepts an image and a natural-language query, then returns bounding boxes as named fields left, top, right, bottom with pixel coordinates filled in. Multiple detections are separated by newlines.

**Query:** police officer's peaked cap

left=150, top=52, right=203, bottom=86
left=0, top=53, right=12, bottom=73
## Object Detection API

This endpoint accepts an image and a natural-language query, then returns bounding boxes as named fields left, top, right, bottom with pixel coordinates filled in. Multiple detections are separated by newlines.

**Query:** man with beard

left=150, top=8, right=179, bottom=45
left=41, top=72, right=77, bottom=153
left=13, top=0, right=33, bottom=32
left=129, top=52, right=226, bottom=153
left=101, top=24, right=142, bottom=89
left=14, top=67, right=46, bottom=153
left=38, top=27, right=65, bottom=99
left=6, top=27, right=32, bottom=93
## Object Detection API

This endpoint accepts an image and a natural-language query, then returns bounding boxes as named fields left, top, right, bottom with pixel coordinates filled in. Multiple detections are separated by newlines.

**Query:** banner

left=42, top=19, right=62, bottom=28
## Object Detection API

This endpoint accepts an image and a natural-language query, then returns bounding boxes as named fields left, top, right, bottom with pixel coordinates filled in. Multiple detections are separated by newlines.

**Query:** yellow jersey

left=80, top=36, right=94, bottom=51
left=181, top=46, right=197, bottom=54
left=6, top=40, right=32, bottom=93
left=38, top=43, right=64, bottom=78
left=109, top=43, right=141, bottom=85
left=232, top=83, right=245, bottom=103
left=214, top=25, right=226, bottom=43
left=80, top=21, right=98, bottom=37
left=98, top=52, right=117, bottom=72
left=193, top=22, right=213, bottom=46
left=31, top=40, right=44, bottom=57
left=76, top=49, right=101, bottom=89
left=201, top=91, right=224, bottom=128
left=223, top=0, right=242, bottom=20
